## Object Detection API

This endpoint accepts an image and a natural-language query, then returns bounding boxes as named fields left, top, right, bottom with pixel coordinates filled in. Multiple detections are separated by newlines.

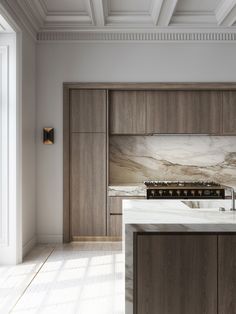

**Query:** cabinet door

left=70, top=89, right=107, bottom=132
left=70, top=133, right=106, bottom=237
left=136, top=234, right=217, bottom=314
left=108, top=215, right=122, bottom=237
left=222, top=92, right=236, bottom=134
left=146, top=91, right=221, bottom=134
left=109, top=91, right=146, bottom=134
left=218, top=235, right=236, bottom=314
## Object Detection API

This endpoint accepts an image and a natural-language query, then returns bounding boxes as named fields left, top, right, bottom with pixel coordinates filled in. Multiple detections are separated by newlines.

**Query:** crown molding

left=37, top=29, right=236, bottom=42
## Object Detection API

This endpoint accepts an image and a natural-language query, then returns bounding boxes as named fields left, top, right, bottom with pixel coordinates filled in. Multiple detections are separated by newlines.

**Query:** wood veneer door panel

left=108, top=215, right=122, bottom=237
left=222, top=92, right=236, bottom=134
left=70, top=89, right=106, bottom=132
left=146, top=91, right=221, bottom=134
left=109, top=91, right=146, bottom=134
left=70, top=133, right=106, bottom=236
left=136, top=234, right=217, bottom=314
left=218, top=235, right=236, bottom=314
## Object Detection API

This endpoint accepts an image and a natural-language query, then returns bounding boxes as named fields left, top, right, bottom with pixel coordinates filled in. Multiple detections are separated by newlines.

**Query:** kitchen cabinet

left=108, top=196, right=145, bottom=237
left=135, top=234, right=217, bottom=314
left=146, top=91, right=222, bottom=134
left=70, top=89, right=107, bottom=132
left=109, top=91, right=146, bottom=134
left=135, top=233, right=236, bottom=314
left=218, top=235, right=236, bottom=314
left=70, top=133, right=106, bottom=238
left=222, top=91, right=236, bottom=135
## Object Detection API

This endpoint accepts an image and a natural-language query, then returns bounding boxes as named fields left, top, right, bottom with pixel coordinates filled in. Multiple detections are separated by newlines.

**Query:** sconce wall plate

left=43, top=128, right=54, bottom=144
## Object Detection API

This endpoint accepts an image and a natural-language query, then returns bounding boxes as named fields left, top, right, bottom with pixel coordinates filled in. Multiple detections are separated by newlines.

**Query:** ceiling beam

left=151, top=0, right=178, bottom=26
left=86, top=0, right=105, bottom=26
left=215, top=0, right=236, bottom=26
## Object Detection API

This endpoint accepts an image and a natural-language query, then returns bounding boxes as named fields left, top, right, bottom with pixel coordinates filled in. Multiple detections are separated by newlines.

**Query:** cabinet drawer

left=108, top=215, right=122, bottom=237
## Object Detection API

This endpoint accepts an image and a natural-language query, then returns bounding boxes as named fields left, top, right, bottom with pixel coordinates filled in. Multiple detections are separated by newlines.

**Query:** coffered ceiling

left=4, top=0, right=236, bottom=41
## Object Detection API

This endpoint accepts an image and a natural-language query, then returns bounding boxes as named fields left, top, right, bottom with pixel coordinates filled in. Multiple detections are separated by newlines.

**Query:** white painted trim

left=37, top=30, right=236, bottom=42
left=156, top=0, right=178, bottom=26
left=88, top=0, right=105, bottom=26
left=215, top=0, right=236, bottom=26
left=0, top=46, right=9, bottom=247
left=23, top=236, right=36, bottom=257
left=37, top=234, right=63, bottom=244
left=150, top=0, right=165, bottom=25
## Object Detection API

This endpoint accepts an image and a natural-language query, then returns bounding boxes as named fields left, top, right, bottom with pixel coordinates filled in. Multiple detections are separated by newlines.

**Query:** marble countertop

left=123, top=199, right=236, bottom=227
left=108, top=184, right=146, bottom=196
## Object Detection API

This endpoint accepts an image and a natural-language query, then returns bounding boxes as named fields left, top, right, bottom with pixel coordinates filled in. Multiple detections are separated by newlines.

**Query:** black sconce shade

left=43, top=128, right=54, bottom=144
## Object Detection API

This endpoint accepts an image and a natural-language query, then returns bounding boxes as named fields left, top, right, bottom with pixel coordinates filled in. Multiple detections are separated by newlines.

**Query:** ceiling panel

left=43, top=0, right=87, bottom=13
left=108, top=0, right=153, bottom=14
left=175, top=0, right=221, bottom=12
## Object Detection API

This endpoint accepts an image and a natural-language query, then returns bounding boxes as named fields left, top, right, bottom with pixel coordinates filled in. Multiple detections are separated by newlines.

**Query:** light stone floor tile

left=0, top=242, right=124, bottom=314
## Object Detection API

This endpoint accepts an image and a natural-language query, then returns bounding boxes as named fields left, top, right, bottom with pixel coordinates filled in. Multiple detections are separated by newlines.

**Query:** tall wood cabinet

left=69, top=89, right=107, bottom=239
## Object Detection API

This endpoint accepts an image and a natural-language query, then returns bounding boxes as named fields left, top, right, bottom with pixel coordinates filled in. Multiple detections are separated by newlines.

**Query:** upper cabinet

left=70, top=89, right=107, bottom=133
left=146, top=91, right=222, bottom=134
left=222, top=91, right=236, bottom=135
left=109, top=91, right=146, bottom=134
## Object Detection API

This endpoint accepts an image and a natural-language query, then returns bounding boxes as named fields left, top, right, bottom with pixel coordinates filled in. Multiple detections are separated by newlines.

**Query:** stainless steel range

left=144, top=181, right=226, bottom=199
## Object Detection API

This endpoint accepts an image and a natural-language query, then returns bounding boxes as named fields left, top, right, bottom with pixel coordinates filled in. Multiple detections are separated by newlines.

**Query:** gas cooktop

left=144, top=181, right=225, bottom=199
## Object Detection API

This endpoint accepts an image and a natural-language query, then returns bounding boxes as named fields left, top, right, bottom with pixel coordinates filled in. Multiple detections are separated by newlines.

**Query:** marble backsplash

left=109, top=136, right=236, bottom=189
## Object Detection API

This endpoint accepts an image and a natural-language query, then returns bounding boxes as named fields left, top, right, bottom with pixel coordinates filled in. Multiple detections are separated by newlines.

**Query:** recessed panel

left=43, top=0, right=87, bottom=13
left=175, top=0, right=221, bottom=12
left=108, top=0, right=152, bottom=14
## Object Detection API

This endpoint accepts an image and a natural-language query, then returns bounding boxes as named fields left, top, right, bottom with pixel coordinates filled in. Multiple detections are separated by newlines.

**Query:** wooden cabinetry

left=218, top=235, right=236, bottom=314
left=222, top=91, right=236, bottom=135
left=68, top=89, right=107, bottom=239
left=146, top=91, right=222, bottom=134
left=135, top=234, right=218, bottom=314
left=135, top=233, right=236, bottom=314
left=70, top=89, right=107, bottom=132
left=109, top=91, right=146, bottom=134
left=108, top=196, right=145, bottom=237
left=71, top=133, right=106, bottom=237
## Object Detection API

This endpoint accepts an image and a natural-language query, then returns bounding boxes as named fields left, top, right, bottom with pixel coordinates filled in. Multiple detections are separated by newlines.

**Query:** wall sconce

left=43, top=128, right=54, bottom=144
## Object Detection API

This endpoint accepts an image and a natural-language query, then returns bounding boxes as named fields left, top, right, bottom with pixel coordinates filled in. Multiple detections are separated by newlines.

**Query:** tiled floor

left=0, top=242, right=124, bottom=314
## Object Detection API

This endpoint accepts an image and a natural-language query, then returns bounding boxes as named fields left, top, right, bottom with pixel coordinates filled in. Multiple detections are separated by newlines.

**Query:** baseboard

left=37, top=234, right=63, bottom=244
left=23, top=236, right=36, bottom=257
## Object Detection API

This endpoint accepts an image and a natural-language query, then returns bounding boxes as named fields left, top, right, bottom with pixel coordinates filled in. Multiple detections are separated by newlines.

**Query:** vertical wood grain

left=70, top=89, right=107, bottom=132
left=146, top=91, right=222, bottom=134
left=109, top=91, right=146, bottom=134
left=222, top=91, right=236, bottom=135
left=136, top=234, right=217, bottom=314
left=70, top=133, right=106, bottom=236
left=218, top=235, right=236, bottom=314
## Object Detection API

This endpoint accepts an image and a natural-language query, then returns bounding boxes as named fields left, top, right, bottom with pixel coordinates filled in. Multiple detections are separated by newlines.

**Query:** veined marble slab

left=123, top=199, right=236, bottom=314
left=108, top=184, right=146, bottom=196
left=110, top=136, right=236, bottom=190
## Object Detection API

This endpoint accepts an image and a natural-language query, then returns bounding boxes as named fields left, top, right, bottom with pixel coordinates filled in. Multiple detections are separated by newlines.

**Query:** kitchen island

left=123, top=199, right=236, bottom=314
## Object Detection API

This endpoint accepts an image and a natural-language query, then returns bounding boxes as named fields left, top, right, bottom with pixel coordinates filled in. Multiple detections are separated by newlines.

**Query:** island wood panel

left=222, top=91, right=236, bottom=135
left=70, top=133, right=106, bottom=237
left=70, top=89, right=107, bottom=133
left=218, top=235, right=236, bottom=314
left=136, top=234, right=217, bottom=314
left=108, top=215, right=122, bottom=237
left=146, top=91, right=222, bottom=134
left=109, top=91, right=146, bottom=134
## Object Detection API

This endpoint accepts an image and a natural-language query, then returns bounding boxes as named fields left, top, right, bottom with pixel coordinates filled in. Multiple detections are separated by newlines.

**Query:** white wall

left=36, top=42, right=236, bottom=242
left=21, top=31, right=36, bottom=255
